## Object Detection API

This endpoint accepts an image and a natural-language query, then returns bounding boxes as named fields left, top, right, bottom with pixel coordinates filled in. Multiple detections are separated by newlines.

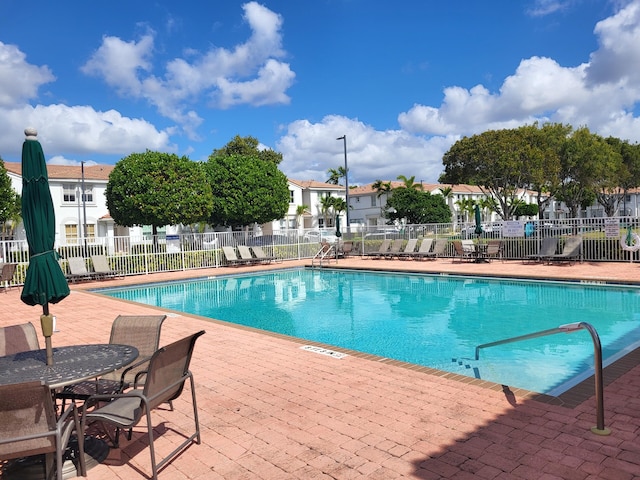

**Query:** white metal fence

left=2, top=216, right=639, bottom=287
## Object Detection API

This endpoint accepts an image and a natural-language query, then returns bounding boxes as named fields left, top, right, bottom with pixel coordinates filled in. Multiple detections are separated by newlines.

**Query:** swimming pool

left=96, top=268, right=640, bottom=394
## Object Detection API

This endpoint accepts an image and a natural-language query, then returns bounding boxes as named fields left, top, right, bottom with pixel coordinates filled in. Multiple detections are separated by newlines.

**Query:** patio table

left=0, top=344, right=138, bottom=389
left=0, top=344, right=138, bottom=479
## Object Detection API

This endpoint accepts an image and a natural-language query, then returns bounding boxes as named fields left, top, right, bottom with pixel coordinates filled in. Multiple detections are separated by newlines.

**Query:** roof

left=4, top=161, right=114, bottom=181
left=288, top=179, right=345, bottom=190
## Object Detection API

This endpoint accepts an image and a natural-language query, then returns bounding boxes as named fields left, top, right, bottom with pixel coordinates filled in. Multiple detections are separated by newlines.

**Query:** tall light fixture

left=80, top=161, right=88, bottom=257
left=336, top=135, right=350, bottom=233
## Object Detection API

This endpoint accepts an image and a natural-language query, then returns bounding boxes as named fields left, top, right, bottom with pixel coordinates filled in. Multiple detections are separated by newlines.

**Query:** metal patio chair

left=0, top=321, right=40, bottom=356
left=0, top=262, right=17, bottom=292
left=58, top=315, right=167, bottom=404
left=81, top=330, right=205, bottom=480
left=0, top=380, right=86, bottom=480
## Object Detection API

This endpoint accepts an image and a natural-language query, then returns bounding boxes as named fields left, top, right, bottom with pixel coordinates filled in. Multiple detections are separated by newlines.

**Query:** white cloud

left=0, top=103, right=175, bottom=160
left=397, top=0, right=640, bottom=147
left=0, top=42, right=55, bottom=108
left=278, top=115, right=454, bottom=185
left=81, top=1, right=295, bottom=137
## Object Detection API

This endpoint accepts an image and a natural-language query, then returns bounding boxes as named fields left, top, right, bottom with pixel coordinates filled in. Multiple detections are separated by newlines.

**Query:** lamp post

left=336, top=135, right=350, bottom=234
left=81, top=161, right=88, bottom=257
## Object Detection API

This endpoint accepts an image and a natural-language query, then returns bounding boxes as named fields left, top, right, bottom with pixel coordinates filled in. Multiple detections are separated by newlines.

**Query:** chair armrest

left=117, top=355, right=152, bottom=388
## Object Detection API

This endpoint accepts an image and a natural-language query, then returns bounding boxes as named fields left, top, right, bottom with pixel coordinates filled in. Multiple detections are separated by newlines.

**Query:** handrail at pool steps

left=311, top=242, right=337, bottom=267
left=475, top=322, right=610, bottom=436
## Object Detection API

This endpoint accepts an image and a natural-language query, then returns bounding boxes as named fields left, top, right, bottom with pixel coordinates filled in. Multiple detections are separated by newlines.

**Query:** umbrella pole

left=41, top=303, right=54, bottom=366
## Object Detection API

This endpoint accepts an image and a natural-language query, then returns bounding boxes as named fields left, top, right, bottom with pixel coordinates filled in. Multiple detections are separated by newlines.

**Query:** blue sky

left=1, top=0, right=639, bottom=185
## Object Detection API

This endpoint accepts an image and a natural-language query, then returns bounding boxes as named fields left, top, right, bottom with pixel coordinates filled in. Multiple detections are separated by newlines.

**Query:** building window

left=289, top=190, right=295, bottom=203
left=84, top=224, right=95, bottom=240
left=371, top=195, right=376, bottom=207
left=65, top=224, right=78, bottom=243
left=82, top=185, right=94, bottom=204
left=63, top=185, right=76, bottom=203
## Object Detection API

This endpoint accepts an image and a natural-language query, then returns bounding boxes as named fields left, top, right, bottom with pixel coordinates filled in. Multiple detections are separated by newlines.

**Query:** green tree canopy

left=385, top=188, right=451, bottom=224
left=106, top=151, right=213, bottom=235
left=204, top=153, right=289, bottom=229
left=211, top=135, right=283, bottom=164
left=0, top=159, right=20, bottom=239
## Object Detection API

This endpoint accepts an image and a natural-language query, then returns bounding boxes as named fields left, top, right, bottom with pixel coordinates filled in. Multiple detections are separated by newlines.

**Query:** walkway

left=1, top=258, right=639, bottom=479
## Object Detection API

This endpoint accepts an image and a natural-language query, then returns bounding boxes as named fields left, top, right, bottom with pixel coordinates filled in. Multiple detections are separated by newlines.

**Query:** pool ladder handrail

left=475, top=322, right=610, bottom=436
left=312, top=243, right=337, bottom=266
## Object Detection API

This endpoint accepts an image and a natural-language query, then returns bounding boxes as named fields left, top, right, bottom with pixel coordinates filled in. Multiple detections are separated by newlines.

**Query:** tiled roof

left=4, top=161, right=114, bottom=181
left=289, top=179, right=345, bottom=190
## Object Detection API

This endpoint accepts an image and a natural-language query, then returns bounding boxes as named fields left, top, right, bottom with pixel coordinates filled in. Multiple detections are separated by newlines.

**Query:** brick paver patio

left=1, top=258, right=639, bottom=479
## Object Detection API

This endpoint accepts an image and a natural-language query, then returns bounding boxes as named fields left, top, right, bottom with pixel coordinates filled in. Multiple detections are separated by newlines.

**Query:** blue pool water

left=96, top=268, right=640, bottom=394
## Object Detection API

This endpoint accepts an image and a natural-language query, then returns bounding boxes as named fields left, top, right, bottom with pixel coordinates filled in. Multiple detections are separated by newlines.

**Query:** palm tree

left=326, top=167, right=347, bottom=185
left=318, top=195, right=335, bottom=227
left=295, top=204, right=309, bottom=229
left=372, top=179, right=392, bottom=198
left=396, top=175, right=423, bottom=191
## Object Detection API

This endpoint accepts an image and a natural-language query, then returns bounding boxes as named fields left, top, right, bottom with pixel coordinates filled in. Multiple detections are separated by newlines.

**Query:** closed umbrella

left=335, top=215, right=342, bottom=238
left=20, top=128, right=70, bottom=365
left=474, top=205, right=484, bottom=236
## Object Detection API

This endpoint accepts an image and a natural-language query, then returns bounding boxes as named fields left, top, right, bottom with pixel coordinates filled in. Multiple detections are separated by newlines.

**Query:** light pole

left=336, top=135, right=350, bottom=233
left=81, top=161, right=88, bottom=257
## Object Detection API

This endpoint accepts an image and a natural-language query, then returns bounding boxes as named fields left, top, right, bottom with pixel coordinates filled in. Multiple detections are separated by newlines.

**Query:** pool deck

left=2, top=257, right=640, bottom=479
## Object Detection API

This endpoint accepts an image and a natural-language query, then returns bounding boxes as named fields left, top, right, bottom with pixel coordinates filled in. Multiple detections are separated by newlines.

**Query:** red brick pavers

left=1, top=259, right=639, bottom=479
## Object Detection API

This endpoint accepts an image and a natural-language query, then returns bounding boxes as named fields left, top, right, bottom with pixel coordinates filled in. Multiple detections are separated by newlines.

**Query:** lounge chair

left=363, top=239, right=391, bottom=258
left=222, top=246, right=244, bottom=266
left=396, top=238, right=419, bottom=260
left=0, top=263, right=17, bottom=292
left=381, top=239, right=405, bottom=259
left=82, top=330, right=205, bottom=480
left=525, top=237, right=559, bottom=264
left=251, top=246, right=276, bottom=264
left=66, top=257, right=95, bottom=282
left=410, top=238, right=434, bottom=260
left=0, top=380, right=87, bottom=480
left=0, top=322, right=40, bottom=356
left=548, top=236, right=582, bottom=264
left=452, top=240, right=474, bottom=263
left=337, top=241, right=354, bottom=258
left=91, top=254, right=123, bottom=279
left=58, top=315, right=166, bottom=404
left=237, top=245, right=258, bottom=265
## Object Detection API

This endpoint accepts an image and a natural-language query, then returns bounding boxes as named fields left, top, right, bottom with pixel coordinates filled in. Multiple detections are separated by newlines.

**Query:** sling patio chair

left=221, top=246, right=244, bottom=267
left=525, top=237, right=558, bottom=264
left=0, top=262, right=17, bottom=292
left=251, top=246, right=277, bottom=264
left=415, top=238, right=449, bottom=260
left=90, top=254, right=124, bottom=279
left=58, top=315, right=167, bottom=405
left=0, top=380, right=86, bottom=480
left=452, top=240, right=474, bottom=263
left=81, top=330, right=205, bottom=480
left=0, top=321, right=40, bottom=356
left=547, top=235, right=582, bottom=265
left=395, top=238, right=419, bottom=260
left=363, top=238, right=391, bottom=259
left=65, top=257, right=96, bottom=283
left=485, top=240, right=503, bottom=262
left=380, top=239, right=405, bottom=259
left=410, top=238, right=436, bottom=260
left=237, top=245, right=259, bottom=265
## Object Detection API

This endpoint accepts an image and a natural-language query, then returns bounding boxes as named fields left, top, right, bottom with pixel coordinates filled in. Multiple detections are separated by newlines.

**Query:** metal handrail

left=475, top=322, right=610, bottom=436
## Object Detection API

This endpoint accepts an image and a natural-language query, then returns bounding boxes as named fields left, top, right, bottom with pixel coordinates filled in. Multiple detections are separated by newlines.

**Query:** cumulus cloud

left=0, top=42, right=55, bottom=108
left=397, top=0, right=640, bottom=147
left=280, top=1, right=640, bottom=184
left=277, top=115, right=455, bottom=185
left=81, top=1, right=295, bottom=138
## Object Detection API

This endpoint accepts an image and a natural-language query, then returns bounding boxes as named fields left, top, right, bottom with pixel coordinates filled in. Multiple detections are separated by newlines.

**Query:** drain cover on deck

left=300, top=345, right=348, bottom=359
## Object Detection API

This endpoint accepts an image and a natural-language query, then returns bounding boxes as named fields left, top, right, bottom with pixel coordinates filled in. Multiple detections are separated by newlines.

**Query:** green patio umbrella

left=20, top=128, right=70, bottom=365
left=335, top=215, right=342, bottom=238
left=474, top=205, right=484, bottom=236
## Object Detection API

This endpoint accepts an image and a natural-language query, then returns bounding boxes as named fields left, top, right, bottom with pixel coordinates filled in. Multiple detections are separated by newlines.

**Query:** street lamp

left=81, top=161, right=88, bottom=257
left=336, top=135, right=350, bottom=233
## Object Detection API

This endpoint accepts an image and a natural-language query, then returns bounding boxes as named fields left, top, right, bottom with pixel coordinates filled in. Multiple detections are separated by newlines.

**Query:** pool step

left=440, top=357, right=482, bottom=379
